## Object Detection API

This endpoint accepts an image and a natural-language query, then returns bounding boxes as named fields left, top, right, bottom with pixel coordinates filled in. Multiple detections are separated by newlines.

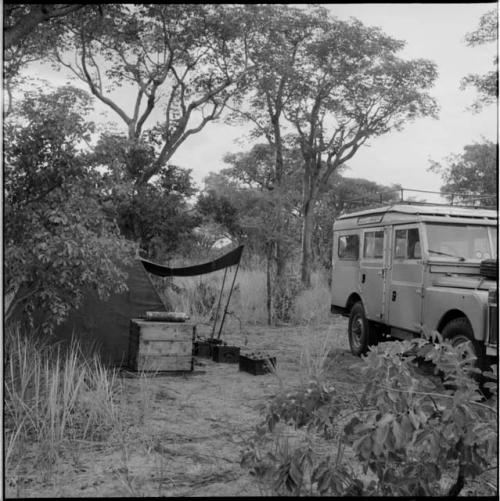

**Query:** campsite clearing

left=5, top=318, right=496, bottom=497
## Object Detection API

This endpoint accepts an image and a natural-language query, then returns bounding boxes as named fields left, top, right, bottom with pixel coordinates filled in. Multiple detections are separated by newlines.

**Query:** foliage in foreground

left=241, top=334, right=498, bottom=496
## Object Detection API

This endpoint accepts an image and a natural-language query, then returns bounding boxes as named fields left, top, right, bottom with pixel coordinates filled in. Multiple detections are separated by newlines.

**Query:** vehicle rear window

left=338, top=235, right=359, bottom=259
left=363, top=231, right=384, bottom=258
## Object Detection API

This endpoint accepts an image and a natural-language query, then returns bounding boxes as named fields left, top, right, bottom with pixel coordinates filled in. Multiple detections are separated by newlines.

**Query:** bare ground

left=5, top=316, right=498, bottom=497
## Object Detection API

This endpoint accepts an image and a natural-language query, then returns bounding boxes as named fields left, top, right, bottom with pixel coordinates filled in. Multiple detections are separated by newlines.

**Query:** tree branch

left=79, top=30, right=133, bottom=132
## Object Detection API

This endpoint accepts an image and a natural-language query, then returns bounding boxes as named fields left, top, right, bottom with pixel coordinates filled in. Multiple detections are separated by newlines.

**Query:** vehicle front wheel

left=442, top=317, right=487, bottom=372
left=348, top=302, right=370, bottom=356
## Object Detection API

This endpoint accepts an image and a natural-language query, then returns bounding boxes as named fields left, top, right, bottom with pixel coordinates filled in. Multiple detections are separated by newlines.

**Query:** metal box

left=128, top=319, right=195, bottom=372
left=239, top=354, right=276, bottom=375
left=212, top=345, right=240, bottom=363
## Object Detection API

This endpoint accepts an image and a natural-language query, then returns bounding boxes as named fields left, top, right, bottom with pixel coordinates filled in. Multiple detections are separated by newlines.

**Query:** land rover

left=330, top=199, right=498, bottom=368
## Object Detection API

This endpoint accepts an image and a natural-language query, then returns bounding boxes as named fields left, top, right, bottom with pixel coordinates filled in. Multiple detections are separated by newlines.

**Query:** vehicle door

left=331, top=232, right=361, bottom=308
left=359, top=227, right=387, bottom=321
left=387, top=225, right=424, bottom=332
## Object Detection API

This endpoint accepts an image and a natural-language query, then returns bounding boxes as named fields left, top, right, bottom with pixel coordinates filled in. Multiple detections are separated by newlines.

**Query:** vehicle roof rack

left=341, top=188, right=497, bottom=214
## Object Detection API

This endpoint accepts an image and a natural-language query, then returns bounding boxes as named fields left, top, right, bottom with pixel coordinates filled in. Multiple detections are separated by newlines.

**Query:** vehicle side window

left=394, top=228, right=421, bottom=259
left=363, top=231, right=384, bottom=258
left=338, top=234, right=359, bottom=260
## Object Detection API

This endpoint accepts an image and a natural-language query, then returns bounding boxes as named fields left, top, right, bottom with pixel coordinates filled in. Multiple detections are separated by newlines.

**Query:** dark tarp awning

left=140, top=245, right=244, bottom=277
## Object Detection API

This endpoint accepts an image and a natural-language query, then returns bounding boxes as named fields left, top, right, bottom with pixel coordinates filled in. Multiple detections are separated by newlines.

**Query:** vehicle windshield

left=425, top=224, right=497, bottom=261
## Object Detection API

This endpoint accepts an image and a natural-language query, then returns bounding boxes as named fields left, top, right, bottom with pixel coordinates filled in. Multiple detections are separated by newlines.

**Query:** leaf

left=392, top=420, right=404, bottom=449
left=374, top=423, right=390, bottom=456
left=408, top=409, right=420, bottom=429
left=401, top=414, right=413, bottom=436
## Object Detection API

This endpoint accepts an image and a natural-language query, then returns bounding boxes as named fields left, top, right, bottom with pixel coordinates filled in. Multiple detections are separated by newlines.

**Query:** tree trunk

left=276, top=242, right=286, bottom=279
left=301, top=198, right=314, bottom=288
left=266, top=242, right=274, bottom=326
left=272, top=113, right=287, bottom=284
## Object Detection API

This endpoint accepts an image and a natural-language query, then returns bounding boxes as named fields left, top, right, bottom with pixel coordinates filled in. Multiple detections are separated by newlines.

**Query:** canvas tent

left=7, top=246, right=244, bottom=367
left=38, top=260, right=167, bottom=366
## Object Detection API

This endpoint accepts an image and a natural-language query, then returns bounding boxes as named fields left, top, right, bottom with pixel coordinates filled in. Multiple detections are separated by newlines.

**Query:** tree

left=461, top=9, right=498, bottom=112
left=220, top=144, right=303, bottom=324
left=197, top=154, right=301, bottom=325
left=428, top=140, right=497, bottom=206
left=227, top=5, right=323, bottom=283
left=227, top=5, right=437, bottom=287
left=53, top=4, right=250, bottom=186
left=4, top=86, right=135, bottom=328
left=196, top=190, right=241, bottom=246
left=282, top=10, right=438, bottom=286
left=90, top=132, right=200, bottom=260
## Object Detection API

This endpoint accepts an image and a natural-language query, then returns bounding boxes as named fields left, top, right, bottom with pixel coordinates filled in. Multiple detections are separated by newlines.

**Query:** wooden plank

left=138, top=340, right=192, bottom=356
left=136, top=355, right=192, bottom=372
left=130, top=320, right=195, bottom=341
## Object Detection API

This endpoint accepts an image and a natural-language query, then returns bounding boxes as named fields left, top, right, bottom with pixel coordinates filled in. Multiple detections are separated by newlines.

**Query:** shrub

left=241, top=333, right=497, bottom=496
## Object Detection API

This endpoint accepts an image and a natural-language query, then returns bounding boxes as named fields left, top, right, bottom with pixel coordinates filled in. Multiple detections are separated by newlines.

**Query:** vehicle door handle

left=392, top=291, right=397, bottom=301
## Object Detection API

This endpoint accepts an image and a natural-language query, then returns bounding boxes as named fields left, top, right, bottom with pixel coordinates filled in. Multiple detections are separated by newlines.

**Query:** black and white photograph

left=3, top=2, right=498, bottom=497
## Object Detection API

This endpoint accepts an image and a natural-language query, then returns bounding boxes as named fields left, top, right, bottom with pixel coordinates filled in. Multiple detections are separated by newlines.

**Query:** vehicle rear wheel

left=442, top=317, right=487, bottom=372
left=348, top=302, right=370, bottom=356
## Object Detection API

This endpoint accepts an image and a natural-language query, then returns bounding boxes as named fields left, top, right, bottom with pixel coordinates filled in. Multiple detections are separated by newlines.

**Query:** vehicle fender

left=424, top=286, right=488, bottom=342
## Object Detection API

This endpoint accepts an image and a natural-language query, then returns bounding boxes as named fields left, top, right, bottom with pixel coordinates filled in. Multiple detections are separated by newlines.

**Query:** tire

left=442, top=317, right=487, bottom=372
left=480, top=259, right=498, bottom=280
left=348, top=302, right=370, bottom=356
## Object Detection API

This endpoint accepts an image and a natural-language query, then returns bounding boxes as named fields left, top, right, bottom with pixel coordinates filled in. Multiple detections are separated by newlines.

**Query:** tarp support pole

left=216, top=261, right=241, bottom=340
left=210, top=266, right=228, bottom=340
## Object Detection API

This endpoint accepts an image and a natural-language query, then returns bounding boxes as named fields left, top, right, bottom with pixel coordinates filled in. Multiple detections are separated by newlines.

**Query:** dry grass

left=161, top=267, right=329, bottom=327
left=292, top=273, right=331, bottom=325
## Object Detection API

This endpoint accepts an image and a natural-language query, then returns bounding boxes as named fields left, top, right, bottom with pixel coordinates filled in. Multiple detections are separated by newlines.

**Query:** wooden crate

left=128, top=319, right=195, bottom=372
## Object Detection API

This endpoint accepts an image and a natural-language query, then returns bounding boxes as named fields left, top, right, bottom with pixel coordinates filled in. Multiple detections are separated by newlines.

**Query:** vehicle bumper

left=331, top=304, right=349, bottom=316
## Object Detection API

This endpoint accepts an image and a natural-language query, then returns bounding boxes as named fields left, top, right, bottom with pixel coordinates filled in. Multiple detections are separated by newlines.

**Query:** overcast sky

left=26, top=3, right=497, bottom=194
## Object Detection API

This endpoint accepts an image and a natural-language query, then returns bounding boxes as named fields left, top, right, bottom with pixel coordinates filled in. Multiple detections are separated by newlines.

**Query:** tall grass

left=160, top=267, right=330, bottom=326
left=4, top=325, right=121, bottom=469
left=160, top=268, right=269, bottom=325
left=291, top=272, right=331, bottom=325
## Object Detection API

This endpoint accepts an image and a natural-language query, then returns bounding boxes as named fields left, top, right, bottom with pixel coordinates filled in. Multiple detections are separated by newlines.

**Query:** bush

left=241, top=333, right=497, bottom=496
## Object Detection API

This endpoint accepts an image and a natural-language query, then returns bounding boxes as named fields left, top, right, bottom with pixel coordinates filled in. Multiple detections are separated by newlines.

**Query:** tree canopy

left=461, top=9, right=498, bottom=111
left=429, top=139, right=497, bottom=206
